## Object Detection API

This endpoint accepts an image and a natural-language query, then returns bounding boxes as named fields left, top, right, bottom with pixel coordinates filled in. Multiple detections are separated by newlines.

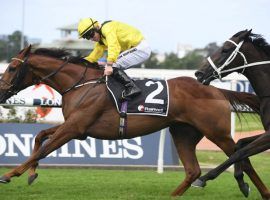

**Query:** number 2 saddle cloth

left=106, top=76, right=169, bottom=116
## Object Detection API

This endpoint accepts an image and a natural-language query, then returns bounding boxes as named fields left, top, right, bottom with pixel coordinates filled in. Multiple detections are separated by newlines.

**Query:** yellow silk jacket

left=84, top=21, right=144, bottom=63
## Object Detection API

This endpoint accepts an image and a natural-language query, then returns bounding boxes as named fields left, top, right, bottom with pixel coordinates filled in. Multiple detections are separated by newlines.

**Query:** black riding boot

left=112, top=68, right=141, bottom=99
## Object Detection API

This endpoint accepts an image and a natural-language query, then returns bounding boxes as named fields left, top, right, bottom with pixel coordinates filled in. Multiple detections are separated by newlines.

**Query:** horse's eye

left=8, top=66, right=16, bottom=72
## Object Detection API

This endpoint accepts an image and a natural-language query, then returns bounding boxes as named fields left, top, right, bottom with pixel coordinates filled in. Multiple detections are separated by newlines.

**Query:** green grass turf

left=0, top=151, right=269, bottom=200
left=0, top=114, right=266, bottom=199
left=197, top=150, right=270, bottom=168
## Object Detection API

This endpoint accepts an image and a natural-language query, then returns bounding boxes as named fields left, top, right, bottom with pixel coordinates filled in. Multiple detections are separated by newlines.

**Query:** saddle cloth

left=106, top=77, right=169, bottom=116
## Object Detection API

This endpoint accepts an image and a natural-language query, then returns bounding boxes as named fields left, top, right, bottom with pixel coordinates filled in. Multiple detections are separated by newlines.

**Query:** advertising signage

left=0, top=123, right=179, bottom=166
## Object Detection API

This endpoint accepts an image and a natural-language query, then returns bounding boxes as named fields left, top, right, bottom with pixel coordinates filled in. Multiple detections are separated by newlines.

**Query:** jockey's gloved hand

left=104, top=63, right=113, bottom=76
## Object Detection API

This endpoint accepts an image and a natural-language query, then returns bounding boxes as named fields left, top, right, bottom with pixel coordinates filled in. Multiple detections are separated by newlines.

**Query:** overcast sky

left=1, top=0, right=270, bottom=53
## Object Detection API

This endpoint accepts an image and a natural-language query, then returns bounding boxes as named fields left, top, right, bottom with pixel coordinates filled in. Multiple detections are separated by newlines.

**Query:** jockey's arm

left=103, top=30, right=121, bottom=76
left=103, top=26, right=121, bottom=64
left=84, top=43, right=106, bottom=63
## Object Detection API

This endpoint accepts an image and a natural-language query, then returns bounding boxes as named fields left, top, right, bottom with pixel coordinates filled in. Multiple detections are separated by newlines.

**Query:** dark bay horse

left=195, top=30, right=270, bottom=199
left=0, top=45, right=267, bottom=198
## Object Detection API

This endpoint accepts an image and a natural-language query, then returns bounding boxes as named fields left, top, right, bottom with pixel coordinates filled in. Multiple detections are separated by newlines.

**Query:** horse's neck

left=245, top=65, right=270, bottom=97
left=241, top=48, right=270, bottom=97
left=30, top=56, right=102, bottom=94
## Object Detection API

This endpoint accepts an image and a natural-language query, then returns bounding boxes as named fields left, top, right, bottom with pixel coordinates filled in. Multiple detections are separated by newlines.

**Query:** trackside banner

left=0, top=123, right=179, bottom=166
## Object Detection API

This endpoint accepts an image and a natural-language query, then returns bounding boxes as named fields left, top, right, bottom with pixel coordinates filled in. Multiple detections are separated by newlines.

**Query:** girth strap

left=119, top=101, right=128, bottom=138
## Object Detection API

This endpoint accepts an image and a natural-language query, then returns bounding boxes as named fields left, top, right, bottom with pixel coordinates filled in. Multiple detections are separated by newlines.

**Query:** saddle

left=106, top=76, right=169, bottom=116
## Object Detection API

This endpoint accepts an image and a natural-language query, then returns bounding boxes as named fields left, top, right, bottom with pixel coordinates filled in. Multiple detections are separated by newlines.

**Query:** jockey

left=78, top=18, right=151, bottom=99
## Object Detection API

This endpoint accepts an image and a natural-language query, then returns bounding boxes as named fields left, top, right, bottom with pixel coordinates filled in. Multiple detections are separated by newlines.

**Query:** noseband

left=11, top=57, right=25, bottom=63
left=207, top=39, right=270, bottom=80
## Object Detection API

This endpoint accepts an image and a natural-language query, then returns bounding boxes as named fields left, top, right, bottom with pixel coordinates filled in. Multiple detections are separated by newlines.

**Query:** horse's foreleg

left=228, top=133, right=270, bottom=199
left=28, top=125, right=61, bottom=185
left=192, top=134, right=260, bottom=197
left=195, top=132, right=270, bottom=199
left=169, top=124, right=203, bottom=196
left=240, top=158, right=270, bottom=199
left=0, top=124, right=79, bottom=183
left=192, top=134, right=252, bottom=197
left=233, top=134, right=270, bottom=198
left=235, top=134, right=262, bottom=150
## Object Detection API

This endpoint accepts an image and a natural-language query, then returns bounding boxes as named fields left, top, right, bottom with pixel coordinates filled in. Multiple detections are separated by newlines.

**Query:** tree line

left=0, top=31, right=220, bottom=69
left=142, top=42, right=220, bottom=69
left=0, top=31, right=28, bottom=62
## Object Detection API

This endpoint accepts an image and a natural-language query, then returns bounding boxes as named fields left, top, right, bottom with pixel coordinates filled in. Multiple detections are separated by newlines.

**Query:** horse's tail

left=218, top=89, right=260, bottom=115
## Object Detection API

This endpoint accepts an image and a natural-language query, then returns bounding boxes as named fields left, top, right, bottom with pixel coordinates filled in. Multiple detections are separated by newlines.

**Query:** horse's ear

left=240, top=29, right=252, bottom=41
left=24, top=45, right=32, bottom=56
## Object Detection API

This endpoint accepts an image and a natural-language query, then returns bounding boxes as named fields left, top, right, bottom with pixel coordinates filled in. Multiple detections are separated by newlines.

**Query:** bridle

left=0, top=56, right=105, bottom=97
left=207, top=39, right=270, bottom=80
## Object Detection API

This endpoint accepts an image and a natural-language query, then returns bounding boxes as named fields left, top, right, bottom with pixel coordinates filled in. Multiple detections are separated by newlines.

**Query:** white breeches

left=113, top=40, right=151, bottom=69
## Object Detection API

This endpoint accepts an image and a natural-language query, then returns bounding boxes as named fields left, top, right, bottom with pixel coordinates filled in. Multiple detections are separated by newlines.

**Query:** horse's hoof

left=28, top=173, right=38, bottom=185
left=191, top=178, right=206, bottom=188
left=0, top=176, right=10, bottom=184
left=239, top=182, right=250, bottom=197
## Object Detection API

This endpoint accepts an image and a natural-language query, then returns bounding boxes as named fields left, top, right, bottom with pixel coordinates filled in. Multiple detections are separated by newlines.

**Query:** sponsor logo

left=138, top=105, right=164, bottom=113
left=144, top=107, right=164, bottom=113
left=138, top=105, right=145, bottom=112
left=5, top=98, right=26, bottom=105
left=0, top=133, right=144, bottom=160
left=33, top=99, right=62, bottom=107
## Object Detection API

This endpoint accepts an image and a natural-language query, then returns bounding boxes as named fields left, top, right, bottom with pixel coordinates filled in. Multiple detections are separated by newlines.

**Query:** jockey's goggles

left=82, top=29, right=95, bottom=40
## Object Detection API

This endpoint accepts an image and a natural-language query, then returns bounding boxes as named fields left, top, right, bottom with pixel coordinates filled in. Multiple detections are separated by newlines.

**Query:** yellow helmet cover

left=78, top=18, right=99, bottom=38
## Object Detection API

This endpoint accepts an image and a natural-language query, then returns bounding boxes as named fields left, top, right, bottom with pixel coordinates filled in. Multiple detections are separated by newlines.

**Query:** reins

left=61, top=64, right=89, bottom=95
left=74, top=75, right=106, bottom=89
left=39, top=60, right=69, bottom=82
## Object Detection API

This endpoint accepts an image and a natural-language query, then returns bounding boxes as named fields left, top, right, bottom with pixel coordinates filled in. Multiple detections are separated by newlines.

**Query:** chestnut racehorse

left=0, top=45, right=267, bottom=198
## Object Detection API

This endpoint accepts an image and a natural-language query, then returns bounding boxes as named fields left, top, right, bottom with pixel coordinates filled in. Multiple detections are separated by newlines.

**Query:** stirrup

left=121, top=91, right=131, bottom=101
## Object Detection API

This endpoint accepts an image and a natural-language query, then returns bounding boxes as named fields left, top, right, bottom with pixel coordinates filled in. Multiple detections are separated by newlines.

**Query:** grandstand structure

left=34, top=23, right=94, bottom=57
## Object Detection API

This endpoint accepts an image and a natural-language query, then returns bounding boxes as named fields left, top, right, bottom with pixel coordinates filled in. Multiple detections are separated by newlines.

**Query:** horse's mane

left=34, top=48, right=71, bottom=59
left=33, top=48, right=101, bottom=69
left=233, top=31, right=270, bottom=56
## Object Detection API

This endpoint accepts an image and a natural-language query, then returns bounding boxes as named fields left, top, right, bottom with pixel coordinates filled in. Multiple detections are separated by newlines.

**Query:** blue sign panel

left=0, top=123, right=179, bottom=166
left=236, top=81, right=255, bottom=93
